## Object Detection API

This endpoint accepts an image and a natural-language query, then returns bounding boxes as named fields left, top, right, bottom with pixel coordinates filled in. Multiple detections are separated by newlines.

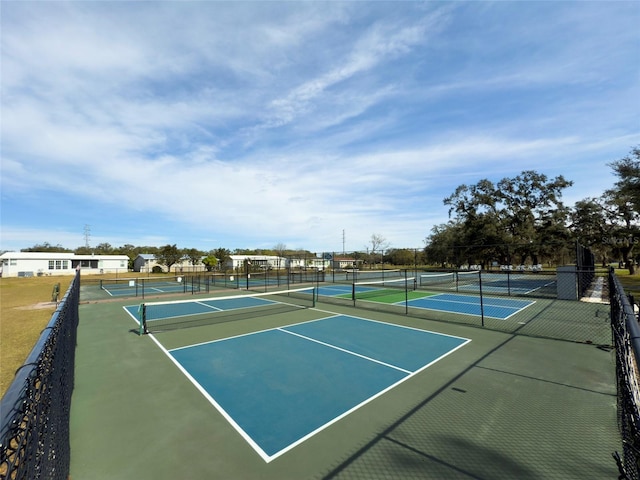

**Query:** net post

left=405, top=269, right=409, bottom=315
left=138, top=304, right=146, bottom=336
left=312, top=287, right=317, bottom=308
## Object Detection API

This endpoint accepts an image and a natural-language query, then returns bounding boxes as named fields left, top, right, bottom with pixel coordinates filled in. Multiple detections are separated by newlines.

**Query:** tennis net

left=352, top=276, right=415, bottom=301
left=418, top=271, right=480, bottom=290
left=457, top=270, right=481, bottom=286
left=419, top=272, right=455, bottom=287
left=137, top=286, right=316, bottom=334
left=346, top=269, right=403, bottom=281
left=100, top=277, right=187, bottom=291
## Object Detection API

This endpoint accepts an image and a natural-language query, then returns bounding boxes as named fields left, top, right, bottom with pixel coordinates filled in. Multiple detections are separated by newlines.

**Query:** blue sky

left=1, top=1, right=639, bottom=254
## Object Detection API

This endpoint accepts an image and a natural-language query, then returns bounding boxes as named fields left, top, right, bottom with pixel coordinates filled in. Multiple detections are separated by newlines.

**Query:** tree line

left=424, top=146, right=640, bottom=273
left=15, top=236, right=422, bottom=272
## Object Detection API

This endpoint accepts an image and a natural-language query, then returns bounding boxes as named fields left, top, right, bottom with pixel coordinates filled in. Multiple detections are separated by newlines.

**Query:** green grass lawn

left=0, top=275, right=73, bottom=396
left=614, top=268, right=640, bottom=299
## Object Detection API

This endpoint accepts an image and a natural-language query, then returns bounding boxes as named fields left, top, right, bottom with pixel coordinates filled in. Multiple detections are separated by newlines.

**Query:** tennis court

left=463, top=272, right=556, bottom=295
left=420, top=271, right=555, bottom=295
left=100, top=278, right=188, bottom=297
left=407, top=294, right=534, bottom=320
left=316, top=282, right=534, bottom=320
left=123, top=290, right=470, bottom=462
left=69, top=281, right=619, bottom=479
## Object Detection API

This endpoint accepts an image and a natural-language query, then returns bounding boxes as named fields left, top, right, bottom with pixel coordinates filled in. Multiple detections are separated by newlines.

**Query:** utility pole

left=342, top=229, right=346, bottom=254
left=83, top=224, right=91, bottom=249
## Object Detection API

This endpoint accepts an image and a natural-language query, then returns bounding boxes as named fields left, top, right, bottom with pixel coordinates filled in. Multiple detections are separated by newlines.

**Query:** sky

left=1, top=1, right=639, bottom=255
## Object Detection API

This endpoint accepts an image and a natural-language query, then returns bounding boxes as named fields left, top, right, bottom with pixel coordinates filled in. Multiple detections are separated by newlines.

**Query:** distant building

left=331, top=256, right=361, bottom=270
left=0, top=251, right=129, bottom=277
left=226, top=255, right=284, bottom=270
left=133, top=254, right=158, bottom=273
left=302, top=257, right=331, bottom=270
left=224, top=255, right=330, bottom=271
left=133, top=254, right=206, bottom=273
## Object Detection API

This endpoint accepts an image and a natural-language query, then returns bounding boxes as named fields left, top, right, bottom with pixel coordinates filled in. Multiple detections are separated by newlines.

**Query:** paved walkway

left=582, top=276, right=608, bottom=304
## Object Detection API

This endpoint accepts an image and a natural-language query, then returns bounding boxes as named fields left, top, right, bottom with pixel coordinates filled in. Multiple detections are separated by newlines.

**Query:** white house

left=305, top=258, right=331, bottom=271
left=133, top=253, right=207, bottom=273
left=133, top=254, right=159, bottom=273
left=0, top=252, right=130, bottom=277
left=226, top=255, right=285, bottom=270
left=224, top=255, right=329, bottom=271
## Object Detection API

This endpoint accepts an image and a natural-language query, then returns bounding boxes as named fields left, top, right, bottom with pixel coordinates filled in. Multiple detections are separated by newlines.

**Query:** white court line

left=397, top=294, right=537, bottom=321
left=278, top=327, right=413, bottom=374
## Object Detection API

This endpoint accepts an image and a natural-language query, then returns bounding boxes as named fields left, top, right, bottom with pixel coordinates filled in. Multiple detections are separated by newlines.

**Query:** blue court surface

left=407, top=293, right=534, bottom=320
left=459, top=273, right=556, bottom=295
left=156, top=315, right=470, bottom=462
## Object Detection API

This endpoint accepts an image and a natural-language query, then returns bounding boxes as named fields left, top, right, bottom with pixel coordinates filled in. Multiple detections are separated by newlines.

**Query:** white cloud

left=1, top=2, right=638, bottom=252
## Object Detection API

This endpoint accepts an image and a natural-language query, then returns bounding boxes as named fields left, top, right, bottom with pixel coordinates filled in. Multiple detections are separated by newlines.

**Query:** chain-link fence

left=314, top=266, right=610, bottom=345
left=0, top=271, right=80, bottom=480
left=610, top=269, right=640, bottom=480
left=80, top=269, right=326, bottom=300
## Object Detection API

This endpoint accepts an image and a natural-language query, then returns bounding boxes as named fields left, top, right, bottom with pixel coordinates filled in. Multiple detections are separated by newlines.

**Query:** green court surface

left=70, top=292, right=620, bottom=479
left=350, top=288, right=432, bottom=303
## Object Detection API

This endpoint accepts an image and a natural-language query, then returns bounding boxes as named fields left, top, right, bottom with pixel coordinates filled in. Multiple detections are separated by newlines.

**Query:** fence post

left=405, top=269, right=409, bottom=315
left=479, top=270, right=485, bottom=327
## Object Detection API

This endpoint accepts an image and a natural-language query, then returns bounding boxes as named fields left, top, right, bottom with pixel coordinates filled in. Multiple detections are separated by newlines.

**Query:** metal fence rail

left=81, top=269, right=327, bottom=299
left=610, top=269, right=640, bottom=480
left=0, top=271, right=80, bottom=480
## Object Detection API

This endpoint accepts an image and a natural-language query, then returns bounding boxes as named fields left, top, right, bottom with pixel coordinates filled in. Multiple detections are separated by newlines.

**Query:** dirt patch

left=15, top=302, right=59, bottom=310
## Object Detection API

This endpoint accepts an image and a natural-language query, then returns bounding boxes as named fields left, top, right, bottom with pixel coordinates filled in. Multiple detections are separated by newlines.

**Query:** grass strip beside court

left=0, top=276, right=73, bottom=395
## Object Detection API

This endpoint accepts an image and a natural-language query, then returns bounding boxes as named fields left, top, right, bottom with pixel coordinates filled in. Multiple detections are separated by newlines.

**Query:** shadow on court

left=322, top=334, right=617, bottom=479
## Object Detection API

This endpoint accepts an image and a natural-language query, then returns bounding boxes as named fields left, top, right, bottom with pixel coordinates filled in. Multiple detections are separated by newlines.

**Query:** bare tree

left=368, top=234, right=390, bottom=268
left=273, top=243, right=287, bottom=270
